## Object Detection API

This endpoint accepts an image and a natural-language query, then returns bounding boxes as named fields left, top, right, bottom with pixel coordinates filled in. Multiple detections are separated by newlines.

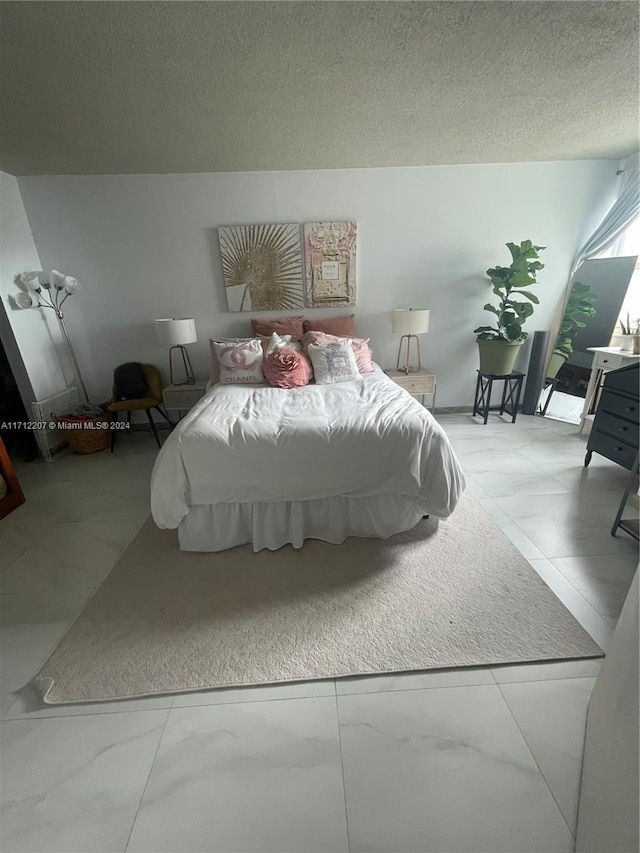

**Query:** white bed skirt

left=178, top=494, right=429, bottom=552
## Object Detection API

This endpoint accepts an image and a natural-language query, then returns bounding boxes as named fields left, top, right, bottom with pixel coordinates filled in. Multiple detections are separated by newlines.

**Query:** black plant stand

left=473, top=371, right=525, bottom=424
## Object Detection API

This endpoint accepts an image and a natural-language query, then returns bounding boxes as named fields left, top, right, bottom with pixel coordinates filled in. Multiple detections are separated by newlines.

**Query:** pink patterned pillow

left=301, top=331, right=374, bottom=374
left=263, top=348, right=312, bottom=388
left=212, top=339, right=264, bottom=384
left=209, top=337, right=253, bottom=384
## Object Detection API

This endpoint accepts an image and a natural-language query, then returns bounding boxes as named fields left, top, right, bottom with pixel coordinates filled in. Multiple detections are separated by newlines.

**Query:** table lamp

left=392, top=308, right=430, bottom=373
left=155, top=318, right=197, bottom=385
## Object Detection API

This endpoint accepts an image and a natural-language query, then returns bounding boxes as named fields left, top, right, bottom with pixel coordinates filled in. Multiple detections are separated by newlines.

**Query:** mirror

left=540, top=256, right=638, bottom=423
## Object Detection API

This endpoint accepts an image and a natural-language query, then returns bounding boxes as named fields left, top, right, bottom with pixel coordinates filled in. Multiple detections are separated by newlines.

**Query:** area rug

left=36, top=494, right=602, bottom=704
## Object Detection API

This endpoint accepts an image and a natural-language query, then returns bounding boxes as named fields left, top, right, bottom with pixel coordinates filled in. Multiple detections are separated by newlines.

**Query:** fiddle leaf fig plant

left=553, top=280, right=597, bottom=360
left=474, top=240, right=546, bottom=342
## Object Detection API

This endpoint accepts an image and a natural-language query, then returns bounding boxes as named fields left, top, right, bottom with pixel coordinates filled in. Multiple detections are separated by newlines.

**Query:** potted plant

left=549, top=280, right=597, bottom=378
left=619, top=313, right=640, bottom=354
left=474, top=240, right=546, bottom=375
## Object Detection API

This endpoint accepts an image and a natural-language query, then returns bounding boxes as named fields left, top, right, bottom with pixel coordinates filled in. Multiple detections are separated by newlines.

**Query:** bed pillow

left=209, top=337, right=253, bottom=384
left=212, top=339, right=265, bottom=384
left=265, top=332, right=302, bottom=356
left=263, top=348, right=313, bottom=388
left=301, top=330, right=374, bottom=374
left=307, top=339, right=360, bottom=385
left=251, top=316, right=305, bottom=338
left=303, top=315, right=355, bottom=336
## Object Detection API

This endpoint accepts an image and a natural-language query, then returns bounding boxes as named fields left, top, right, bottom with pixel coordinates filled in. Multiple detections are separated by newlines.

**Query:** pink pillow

left=301, top=330, right=374, bottom=374
left=209, top=337, right=253, bottom=384
left=251, top=316, right=305, bottom=338
left=263, top=348, right=312, bottom=388
left=303, top=315, right=355, bottom=336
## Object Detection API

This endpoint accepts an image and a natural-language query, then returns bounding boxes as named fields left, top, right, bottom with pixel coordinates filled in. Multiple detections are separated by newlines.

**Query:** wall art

left=219, top=223, right=304, bottom=312
left=303, top=221, right=357, bottom=307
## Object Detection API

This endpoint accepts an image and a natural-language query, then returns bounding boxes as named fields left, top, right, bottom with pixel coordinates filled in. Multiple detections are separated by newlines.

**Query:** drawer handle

left=615, top=446, right=625, bottom=452
left=625, top=406, right=636, bottom=413
left=619, top=426, right=628, bottom=432
left=602, top=359, right=608, bottom=363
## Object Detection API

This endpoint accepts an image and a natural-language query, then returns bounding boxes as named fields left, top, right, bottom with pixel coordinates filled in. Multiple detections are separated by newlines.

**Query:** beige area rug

left=36, top=494, right=602, bottom=704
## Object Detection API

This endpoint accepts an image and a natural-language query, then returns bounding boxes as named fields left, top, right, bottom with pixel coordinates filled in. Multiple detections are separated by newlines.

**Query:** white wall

left=0, top=172, right=70, bottom=405
left=17, top=160, right=618, bottom=406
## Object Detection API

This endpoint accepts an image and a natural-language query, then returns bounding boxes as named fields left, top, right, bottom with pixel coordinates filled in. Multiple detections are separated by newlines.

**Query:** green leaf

left=483, top=303, right=500, bottom=315
left=514, top=290, right=539, bottom=304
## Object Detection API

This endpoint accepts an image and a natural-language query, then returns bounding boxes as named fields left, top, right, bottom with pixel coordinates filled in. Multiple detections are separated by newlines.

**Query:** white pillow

left=266, top=332, right=302, bottom=356
left=213, top=338, right=264, bottom=384
left=307, top=339, right=360, bottom=385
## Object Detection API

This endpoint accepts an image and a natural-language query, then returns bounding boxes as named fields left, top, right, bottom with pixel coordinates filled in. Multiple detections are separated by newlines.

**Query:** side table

left=162, top=381, right=207, bottom=420
left=473, top=370, right=524, bottom=424
left=385, top=368, right=437, bottom=412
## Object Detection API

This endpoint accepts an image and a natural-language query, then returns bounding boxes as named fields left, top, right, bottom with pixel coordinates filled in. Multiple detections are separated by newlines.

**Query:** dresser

left=585, top=363, right=639, bottom=470
left=579, top=347, right=640, bottom=433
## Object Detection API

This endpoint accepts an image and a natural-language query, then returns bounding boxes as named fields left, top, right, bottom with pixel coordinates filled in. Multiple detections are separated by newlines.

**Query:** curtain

left=570, top=151, right=640, bottom=278
left=541, top=151, right=640, bottom=385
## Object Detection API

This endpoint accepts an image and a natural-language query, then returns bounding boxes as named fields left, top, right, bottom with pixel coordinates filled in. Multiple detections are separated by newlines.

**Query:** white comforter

left=151, top=369, right=465, bottom=528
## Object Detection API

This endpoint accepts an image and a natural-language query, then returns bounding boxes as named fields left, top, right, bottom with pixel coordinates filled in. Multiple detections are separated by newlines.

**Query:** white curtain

left=569, top=151, right=640, bottom=278
left=540, top=151, right=640, bottom=385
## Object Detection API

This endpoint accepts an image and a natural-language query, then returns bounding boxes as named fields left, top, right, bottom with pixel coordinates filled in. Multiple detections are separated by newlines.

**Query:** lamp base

left=396, top=334, right=422, bottom=374
left=169, top=345, right=195, bottom=386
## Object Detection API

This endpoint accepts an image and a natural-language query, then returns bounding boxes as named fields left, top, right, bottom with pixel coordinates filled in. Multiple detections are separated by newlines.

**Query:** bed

left=151, top=366, right=465, bottom=551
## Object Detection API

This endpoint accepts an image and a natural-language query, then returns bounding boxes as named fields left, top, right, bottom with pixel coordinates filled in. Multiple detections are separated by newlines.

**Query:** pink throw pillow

left=251, top=316, right=305, bottom=338
left=301, top=330, right=374, bottom=374
left=263, top=348, right=312, bottom=388
left=303, top=315, right=355, bottom=336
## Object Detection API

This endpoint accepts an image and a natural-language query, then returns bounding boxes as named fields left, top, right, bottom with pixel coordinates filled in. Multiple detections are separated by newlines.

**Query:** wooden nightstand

left=386, top=368, right=437, bottom=412
left=162, top=381, right=207, bottom=418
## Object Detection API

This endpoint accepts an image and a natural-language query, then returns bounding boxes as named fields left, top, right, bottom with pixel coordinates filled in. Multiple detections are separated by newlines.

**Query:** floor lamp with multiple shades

left=155, top=318, right=198, bottom=385
left=392, top=308, right=430, bottom=373
left=17, top=270, right=89, bottom=402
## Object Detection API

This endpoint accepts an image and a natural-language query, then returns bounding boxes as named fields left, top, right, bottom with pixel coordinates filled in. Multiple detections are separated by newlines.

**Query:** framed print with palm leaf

left=218, top=223, right=304, bottom=312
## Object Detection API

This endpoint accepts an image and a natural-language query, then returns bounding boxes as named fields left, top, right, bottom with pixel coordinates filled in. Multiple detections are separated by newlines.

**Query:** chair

left=107, top=363, right=171, bottom=451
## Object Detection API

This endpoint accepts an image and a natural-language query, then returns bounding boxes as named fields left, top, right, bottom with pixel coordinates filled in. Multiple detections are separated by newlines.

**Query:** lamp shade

left=391, top=308, right=430, bottom=335
left=155, top=318, right=197, bottom=346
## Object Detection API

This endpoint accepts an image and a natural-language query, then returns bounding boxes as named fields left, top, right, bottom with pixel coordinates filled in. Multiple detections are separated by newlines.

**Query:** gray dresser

left=585, top=363, right=639, bottom=470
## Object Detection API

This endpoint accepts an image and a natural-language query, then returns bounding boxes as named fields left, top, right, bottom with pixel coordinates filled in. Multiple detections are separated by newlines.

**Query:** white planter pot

left=620, top=335, right=635, bottom=353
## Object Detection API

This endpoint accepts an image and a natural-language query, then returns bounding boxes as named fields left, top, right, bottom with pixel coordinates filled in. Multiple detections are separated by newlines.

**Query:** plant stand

left=473, top=370, right=525, bottom=424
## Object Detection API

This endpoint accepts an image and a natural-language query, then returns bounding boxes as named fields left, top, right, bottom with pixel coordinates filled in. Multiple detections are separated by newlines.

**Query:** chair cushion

left=107, top=398, right=158, bottom=412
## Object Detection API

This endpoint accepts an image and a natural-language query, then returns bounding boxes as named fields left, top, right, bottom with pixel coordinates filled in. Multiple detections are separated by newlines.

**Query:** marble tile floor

left=0, top=416, right=637, bottom=852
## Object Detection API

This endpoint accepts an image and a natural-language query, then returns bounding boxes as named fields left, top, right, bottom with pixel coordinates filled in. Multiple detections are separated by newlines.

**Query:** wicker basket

left=52, top=407, right=113, bottom=455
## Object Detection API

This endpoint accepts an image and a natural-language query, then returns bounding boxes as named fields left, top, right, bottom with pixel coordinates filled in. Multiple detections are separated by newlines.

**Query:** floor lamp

left=17, top=271, right=90, bottom=402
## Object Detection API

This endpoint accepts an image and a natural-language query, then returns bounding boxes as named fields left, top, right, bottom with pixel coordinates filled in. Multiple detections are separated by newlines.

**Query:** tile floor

left=0, top=413, right=637, bottom=853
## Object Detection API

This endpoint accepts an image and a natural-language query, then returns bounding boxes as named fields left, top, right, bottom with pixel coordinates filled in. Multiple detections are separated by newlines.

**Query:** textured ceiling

left=0, top=1, right=638, bottom=176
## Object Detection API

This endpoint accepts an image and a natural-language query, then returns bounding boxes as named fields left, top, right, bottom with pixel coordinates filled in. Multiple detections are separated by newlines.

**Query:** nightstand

left=385, top=368, right=437, bottom=412
left=162, top=381, right=207, bottom=418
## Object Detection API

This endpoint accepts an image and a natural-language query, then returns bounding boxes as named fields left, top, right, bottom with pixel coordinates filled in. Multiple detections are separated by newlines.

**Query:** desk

left=579, top=348, right=640, bottom=434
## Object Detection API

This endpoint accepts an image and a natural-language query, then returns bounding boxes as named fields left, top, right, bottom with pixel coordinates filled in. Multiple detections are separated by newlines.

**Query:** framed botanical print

left=0, top=436, right=25, bottom=520
left=304, top=221, right=357, bottom=307
left=218, top=223, right=304, bottom=312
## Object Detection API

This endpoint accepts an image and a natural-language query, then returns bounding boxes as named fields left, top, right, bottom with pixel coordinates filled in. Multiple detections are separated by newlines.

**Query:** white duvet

left=151, top=369, right=465, bottom=529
